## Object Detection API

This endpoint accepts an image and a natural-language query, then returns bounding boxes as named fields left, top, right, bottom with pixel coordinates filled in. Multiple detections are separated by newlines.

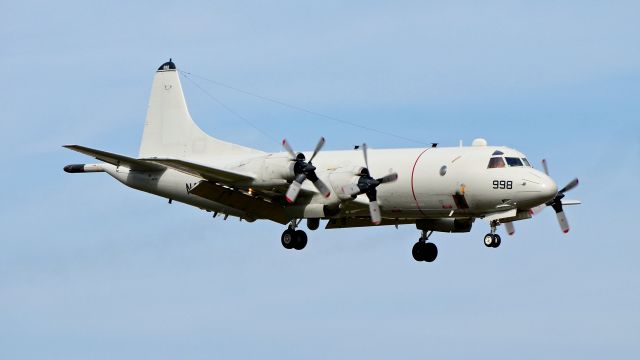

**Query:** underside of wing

left=188, top=181, right=289, bottom=224
left=326, top=217, right=416, bottom=229
left=64, top=145, right=165, bottom=172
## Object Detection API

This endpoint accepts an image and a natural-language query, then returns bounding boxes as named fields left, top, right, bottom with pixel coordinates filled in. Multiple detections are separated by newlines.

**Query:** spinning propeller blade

left=282, top=138, right=296, bottom=159
left=369, top=201, right=381, bottom=225
left=362, top=143, right=369, bottom=170
left=556, top=210, right=570, bottom=234
left=559, top=178, right=579, bottom=194
left=542, top=158, right=549, bottom=175
left=285, top=179, right=303, bottom=204
left=377, top=173, right=398, bottom=184
left=282, top=137, right=331, bottom=203
left=348, top=143, right=398, bottom=224
left=504, top=222, right=515, bottom=236
left=309, top=137, right=325, bottom=162
left=534, top=159, right=579, bottom=233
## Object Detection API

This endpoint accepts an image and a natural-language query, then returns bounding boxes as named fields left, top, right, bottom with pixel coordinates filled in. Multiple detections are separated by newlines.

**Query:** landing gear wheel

left=412, top=242, right=438, bottom=262
left=281, top=229, right=295, bottom=249
left=492, top=234, right=501, bottom=248
left=484, top=234, right=494, bottom=248
left=423, top=242, right=438, bottom=262
left=293, top=230, right=308, bottom=250
left=412, top=242, right=425, bottom=261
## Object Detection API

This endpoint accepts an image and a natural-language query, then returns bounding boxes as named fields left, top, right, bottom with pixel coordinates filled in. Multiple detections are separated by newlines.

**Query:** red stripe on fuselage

left=410, top=148, right=430, bottom=217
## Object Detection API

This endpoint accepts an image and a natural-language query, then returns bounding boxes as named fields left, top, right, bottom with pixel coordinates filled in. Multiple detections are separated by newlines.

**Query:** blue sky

left=2, top=1, right=639, bottom=358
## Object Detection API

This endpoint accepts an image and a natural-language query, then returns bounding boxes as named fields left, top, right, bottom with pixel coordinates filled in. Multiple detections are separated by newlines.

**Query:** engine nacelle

left=284, top=203, right=342, bottom=219
left=328, top=167, right=362, bottom=200
left=416, top=218, right=474, bottom=233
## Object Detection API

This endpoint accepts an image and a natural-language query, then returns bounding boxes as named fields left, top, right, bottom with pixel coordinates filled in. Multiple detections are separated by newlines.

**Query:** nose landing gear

left=412, top=230, right=438, bottom=262
left=281, top=220, right=308, bottom=250
left=484, top=220, right=502, bottom=248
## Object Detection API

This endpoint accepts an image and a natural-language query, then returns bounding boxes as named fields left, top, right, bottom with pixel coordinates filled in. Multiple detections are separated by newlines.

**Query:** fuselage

left=101, top=143, right=557, bottom=223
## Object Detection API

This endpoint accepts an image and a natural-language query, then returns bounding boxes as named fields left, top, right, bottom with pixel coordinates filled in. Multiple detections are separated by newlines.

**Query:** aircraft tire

left=293, top=230, right=308, bottom=250
left=412, top=242, right=438, bottom=262
left=492, top=234, right=502, bottom=248
left=412, top=242, right=425, bottom=261
left=484, top=234, right=494, bottom=247
left=281, top=229, right=295, bottom=249
left=423, top=242, right=438, bottom=262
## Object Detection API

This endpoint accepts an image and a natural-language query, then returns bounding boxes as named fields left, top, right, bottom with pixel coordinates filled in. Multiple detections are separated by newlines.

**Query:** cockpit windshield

left=487, top=157, right=506, bottom=168
left=488, top=156, right=532, bottom=168
left=505, top=157, right=524, bottom=167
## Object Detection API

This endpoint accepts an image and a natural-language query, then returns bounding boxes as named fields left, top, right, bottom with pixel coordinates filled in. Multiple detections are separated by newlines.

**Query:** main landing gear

left=281, top=220, right=308, bottom=250
left=412, top=230, right=438, bottom=262
left=484, top=220, right=502, bottom=248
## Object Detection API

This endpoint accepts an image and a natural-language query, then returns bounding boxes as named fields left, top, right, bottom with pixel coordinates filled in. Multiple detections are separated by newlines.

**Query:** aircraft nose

left=539, top=173, right=558, bottom=203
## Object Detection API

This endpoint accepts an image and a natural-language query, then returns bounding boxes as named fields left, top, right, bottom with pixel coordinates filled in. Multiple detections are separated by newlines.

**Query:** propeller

left=504, top=222, right=515, bottom=236
left=540, top=159, right=580, bottom=233
left=282, top=137, right=331, bottom=203
left=343, top=143, right=398, bottom=224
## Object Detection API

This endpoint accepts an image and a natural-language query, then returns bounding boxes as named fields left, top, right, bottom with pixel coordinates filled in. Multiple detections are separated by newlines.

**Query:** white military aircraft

left=64, top=60, right=580, bottom=262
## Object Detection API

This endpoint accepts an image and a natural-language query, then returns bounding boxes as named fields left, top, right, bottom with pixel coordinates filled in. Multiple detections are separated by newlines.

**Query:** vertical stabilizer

left=138, top=60, right=262, bottom=160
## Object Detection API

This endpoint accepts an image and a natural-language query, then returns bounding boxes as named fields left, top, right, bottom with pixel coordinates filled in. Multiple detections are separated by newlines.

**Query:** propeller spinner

left=282, top=137, right=331, bottom=203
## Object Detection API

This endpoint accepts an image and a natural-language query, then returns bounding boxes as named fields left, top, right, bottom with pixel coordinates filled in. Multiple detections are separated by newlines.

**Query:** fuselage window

left=487, top=157, right=506, bottom=168
left=522, top=158, right=531, bottom=167
left=506, top=157, right=524, bottom=167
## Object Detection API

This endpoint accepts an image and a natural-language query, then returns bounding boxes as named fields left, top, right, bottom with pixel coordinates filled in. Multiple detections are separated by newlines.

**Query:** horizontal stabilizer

left=64, top=145, right=165, bottom=172
left=143, top=158, right=254, bottom=184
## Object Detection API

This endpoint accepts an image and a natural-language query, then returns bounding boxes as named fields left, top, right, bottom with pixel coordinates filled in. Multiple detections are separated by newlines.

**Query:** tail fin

left=138, top=60, right=263, bottom=160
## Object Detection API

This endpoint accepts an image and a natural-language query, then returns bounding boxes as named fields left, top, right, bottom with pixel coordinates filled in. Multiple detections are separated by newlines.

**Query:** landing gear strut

left=281, top=219, right=308, bottom=250
left=412, top=230, right=438, bottom=262
left=484, top=220, right=502, bottom=248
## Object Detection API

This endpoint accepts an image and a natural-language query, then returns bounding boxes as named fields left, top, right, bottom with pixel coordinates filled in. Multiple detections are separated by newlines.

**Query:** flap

left=142, top=158, right=254, bottom=184
left=189, top=181, right=289, bottom=224
left=64, top=145, right=165, bottom=172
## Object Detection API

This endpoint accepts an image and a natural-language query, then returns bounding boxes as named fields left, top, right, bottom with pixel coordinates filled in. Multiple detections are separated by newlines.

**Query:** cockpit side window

left=487, top=157, right=506, bottom=168
left=506, top=157, right=523, bottom=167
left=522, top=158, right=531, bottom=167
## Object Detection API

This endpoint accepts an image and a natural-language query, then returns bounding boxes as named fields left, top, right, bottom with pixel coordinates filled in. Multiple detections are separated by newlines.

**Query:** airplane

left=63, top=60, right=580, bottom=262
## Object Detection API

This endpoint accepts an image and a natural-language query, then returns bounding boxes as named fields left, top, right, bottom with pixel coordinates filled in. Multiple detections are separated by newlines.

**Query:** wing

left=66, top=145, right=255, bottom=186
left=143, top=158, right=254, bottom=184
left=64, top=145, right=165, bottom=172
left=142, top=158, right=315, bottom=201
left=188, top=181, right=289, bottom=224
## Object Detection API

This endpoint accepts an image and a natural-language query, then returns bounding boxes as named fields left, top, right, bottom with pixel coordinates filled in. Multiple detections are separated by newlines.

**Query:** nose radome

left=540, top=173, right=558, bottom=202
